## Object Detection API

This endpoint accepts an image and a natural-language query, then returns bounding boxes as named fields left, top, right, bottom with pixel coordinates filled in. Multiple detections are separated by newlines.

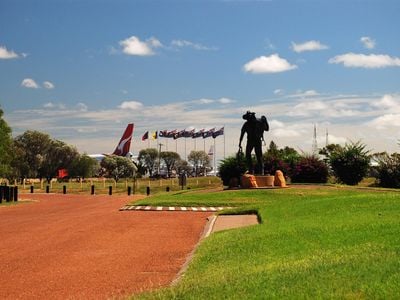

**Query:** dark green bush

left=374, top=152, right=400, bottom=188
left=263, top=142, right=300, bottom=177
left=291, top=155, right=329, bottom=183
left=324, top=141, right=370, bottom=185
left=218, top=154, right=247, bottom=187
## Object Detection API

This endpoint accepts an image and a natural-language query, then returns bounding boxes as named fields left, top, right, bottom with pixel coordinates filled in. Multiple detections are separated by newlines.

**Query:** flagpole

left=223, top=125, right=226, bottom=159
left=214, top=137, right=216, bottom=175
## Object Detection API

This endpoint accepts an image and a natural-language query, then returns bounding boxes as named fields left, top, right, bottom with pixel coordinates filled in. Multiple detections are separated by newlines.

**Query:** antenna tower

left=312, top=124, right=318, bottom=155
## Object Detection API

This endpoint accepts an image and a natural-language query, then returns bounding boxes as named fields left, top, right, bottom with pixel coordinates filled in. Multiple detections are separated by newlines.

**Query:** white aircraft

left=88, top=123, right=135, bottom=161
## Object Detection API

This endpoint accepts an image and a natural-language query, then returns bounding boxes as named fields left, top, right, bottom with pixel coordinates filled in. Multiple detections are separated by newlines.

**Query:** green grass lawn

left=134, top=186, right=400, bottom=299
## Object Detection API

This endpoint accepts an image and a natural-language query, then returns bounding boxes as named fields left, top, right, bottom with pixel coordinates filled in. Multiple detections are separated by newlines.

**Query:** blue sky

left=1, top=0, right=400, bottom=160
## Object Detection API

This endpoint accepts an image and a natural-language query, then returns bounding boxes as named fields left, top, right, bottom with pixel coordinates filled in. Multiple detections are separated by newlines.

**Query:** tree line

left=0, top=109, right=211, bottom=183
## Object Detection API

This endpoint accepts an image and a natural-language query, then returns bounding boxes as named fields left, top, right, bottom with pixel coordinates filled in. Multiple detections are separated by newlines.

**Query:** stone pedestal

left=255, top=176, right=275, bottom=187
left=240, top=171, right=287, bottom=188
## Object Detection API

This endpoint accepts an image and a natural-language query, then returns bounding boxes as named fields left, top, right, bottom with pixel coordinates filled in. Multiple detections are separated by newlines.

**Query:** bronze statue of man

left=239, top=111, right=269, bottom=175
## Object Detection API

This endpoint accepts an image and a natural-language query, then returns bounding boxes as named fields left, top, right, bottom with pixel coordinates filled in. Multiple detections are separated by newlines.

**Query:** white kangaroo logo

left=116, top=136, right=131, bottom=155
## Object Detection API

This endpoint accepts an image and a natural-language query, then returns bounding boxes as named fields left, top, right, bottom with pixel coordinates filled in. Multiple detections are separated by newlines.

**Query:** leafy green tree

left=138, top=148, right=158, bottom=176
left=263, top=141, right=300, bottom=177
left=160, top=151, right=180, bottom=178
left=188, top=150, right=210, bottom=176
left=175, top=159, right=191, bottom=175
left=13, top=130, right=52, bottom=179
left=0, top=108, right=13, bottom=178
left=100, top=156, right=136, bottom=182
left=39, top=140, right=79, bottom=182
left=68, top=154, right=99, bottom=179
left=373, top=152, right=400, bottom=188
left=320, top=141, right=370, bottom=185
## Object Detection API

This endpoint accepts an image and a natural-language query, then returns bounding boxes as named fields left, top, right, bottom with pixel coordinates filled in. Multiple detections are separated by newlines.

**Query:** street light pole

left=158, top=143, right=163, bottom=175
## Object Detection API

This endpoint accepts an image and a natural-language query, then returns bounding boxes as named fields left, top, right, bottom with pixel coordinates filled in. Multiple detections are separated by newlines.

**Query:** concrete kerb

left=170, top=214, right=217, bottom=286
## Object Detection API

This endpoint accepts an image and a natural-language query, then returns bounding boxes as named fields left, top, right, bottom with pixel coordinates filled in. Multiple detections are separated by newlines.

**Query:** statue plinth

left=240, top=171, right=287, bottom=188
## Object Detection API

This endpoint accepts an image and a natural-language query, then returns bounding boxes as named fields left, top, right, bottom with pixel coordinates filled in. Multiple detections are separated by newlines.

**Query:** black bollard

left=46, top=186, right=50, bottom=193
left=146, top=186, right=150, bottom=196
left=9, top=187, right=14, bottom=202
left=30, top=185, right=34, bottom=193
left=14, top=186, right=18, bottom=202
left=109, top=186, right=112, bottom=196
left=5, top=186, right=10, bottom=202
left=63, top=185, right=67, bottom=194
left=127, top=186, right=132, bottom=196
left=91, top=185, right=95, bottom=195
left=166, top=186, right=170, bottom=192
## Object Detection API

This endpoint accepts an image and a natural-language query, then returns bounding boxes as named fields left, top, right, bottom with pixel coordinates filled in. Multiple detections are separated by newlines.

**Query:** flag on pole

left=183, top=129, right=195, bottom=138
left=192, top=129, right=204, bottom=138
left=173, top=130, right=185, bottom=139
left=202, top=128, right=215, bottom=138
left=166, top=130, right=177, bottom=138
left=142, top=131, right=149, bottom=141
left=212, top=126, right=224, bottom=138
left=159, top=130, right=168, bottom=138
left=151, top=131, right=158, bottom=140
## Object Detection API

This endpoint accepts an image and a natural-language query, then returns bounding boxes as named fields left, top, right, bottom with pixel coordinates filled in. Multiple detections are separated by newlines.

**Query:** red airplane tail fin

left=112, top=123, right=134, bottom=156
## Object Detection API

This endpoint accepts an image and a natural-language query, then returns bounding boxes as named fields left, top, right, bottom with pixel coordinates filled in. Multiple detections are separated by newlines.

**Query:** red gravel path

left=0, top=194, right=211, bottom=299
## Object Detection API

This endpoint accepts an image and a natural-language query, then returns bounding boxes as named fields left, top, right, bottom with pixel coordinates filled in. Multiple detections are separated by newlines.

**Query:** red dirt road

left=0, top=194, right=211, bottom=299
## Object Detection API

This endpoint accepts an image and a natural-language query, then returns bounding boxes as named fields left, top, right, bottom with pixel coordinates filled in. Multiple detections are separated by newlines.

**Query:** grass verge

left=134, top=185, right=400, bottom=299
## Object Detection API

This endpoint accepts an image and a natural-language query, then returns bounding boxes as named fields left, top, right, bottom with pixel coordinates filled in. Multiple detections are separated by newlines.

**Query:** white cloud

left=291, top=40, right=329, bottom=53
left=147, top=37, right=163, bottom=48
left=360, top=36, right=376, bottom=49
left=76, top=103, right=88, bottom=112
left=119, top=36, right=162, bottom=56
left=288, top=100, right=327, bottom=116
left=43, top=102, right=66, bottom=110
left=325, top=134, right=347, bottom=145
left=43, top=102, right=55, bottom=108
left=369, top=113, right=400, bottom=129
left=21, top=78, right=39, bottom=89
left=43, top=81, right=55, bottom=89
left=272, top=128, right=300, bottom=138
left=329, top=53, right=400, bottom=68
left=288, top=90, right=320, bottom=98
left=371, top=94, right=400, bottom=110
left=0, top=46, right=20, bottom=59
left=274, top=89, right=284, bottom=95
left=243, top=54, right=297, bottom=74
left=171, top=39, right=218, bottom=51
left=191, top=97, right=235, bottom=105
left=118, top=100, right=144, bottom=110
left=269, top=119, right=285, bottom=128
left=193, top=98, right=214, bottom=104
left=218, top=98, right=235, bottom=104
